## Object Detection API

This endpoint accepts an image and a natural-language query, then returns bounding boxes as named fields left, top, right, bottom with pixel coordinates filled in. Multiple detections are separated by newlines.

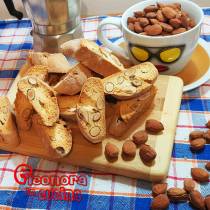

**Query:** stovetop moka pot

left=5, top=0, right=83, bottom=52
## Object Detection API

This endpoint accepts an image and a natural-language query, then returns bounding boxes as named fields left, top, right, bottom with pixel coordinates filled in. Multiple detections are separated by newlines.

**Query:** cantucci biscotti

left=102, top=62, right=158, bottom=100
left=15, top=91, right=34, bottom=131
left=32, top=114, right=72, bottom=158
left=57, top=95, right=79, bottom=121
left=0, top=96, right=20, bottom=147
left=60, top=39, right=125, bottom=77
left=54, top=63, right=92, bottom=95
left=76, top=77, right=106, bottom=143
left=29, top=52, right=71, bottom=74
left=109, top=86, right=157, bottom=137
left=25, top=65, right=48, bottom=81
left=17, top=76, right=59, bottom=126
left=126, top=62, right=159, bottom=84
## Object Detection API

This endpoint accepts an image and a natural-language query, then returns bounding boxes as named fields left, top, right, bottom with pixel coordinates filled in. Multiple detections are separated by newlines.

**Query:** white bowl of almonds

left=98, top=0, right=204, bottom=75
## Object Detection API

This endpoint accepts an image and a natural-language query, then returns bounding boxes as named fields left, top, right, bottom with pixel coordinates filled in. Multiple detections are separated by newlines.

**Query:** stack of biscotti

left=60, top=38, right=125, bottom=77
left=13, top=38, right=159, bottom=153
left=14, top=70, right=73, bottom=158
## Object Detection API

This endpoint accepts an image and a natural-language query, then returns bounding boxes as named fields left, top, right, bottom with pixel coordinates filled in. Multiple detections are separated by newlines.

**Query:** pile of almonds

left=127, top=2, right=196, bottom=36
left=150, top=120, right=210, bottom=209
left=151, top=180, right=210, bottom=210
left=105, top=119, right=164, bottom=162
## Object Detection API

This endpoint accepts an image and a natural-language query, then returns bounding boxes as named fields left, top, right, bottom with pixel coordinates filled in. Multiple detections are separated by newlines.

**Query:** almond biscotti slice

left=119, top=86, right=157, bottom=122
left=102, top=71, right=152, bottom=100
left=15, top=91, right=34, bottom=130
left=29, top=52, right=71, bottom=74
left=126, top=62, right=159, bottom=84
left=25, top=65, right=48, bottom=81
left=76, top=77, right=106, bottom=143
left=57, top=95, right=79, bottom=121
left=32, top=114, right=72, bottom=158
left=54, top=63, right=92, bottom=95
left=109, top=86, right=156, bottom=137
left=61, top=39, right=125, bottom=77
left=17, top=76, right=59, bottom=126
left=0, top=96, right=20, bottom=147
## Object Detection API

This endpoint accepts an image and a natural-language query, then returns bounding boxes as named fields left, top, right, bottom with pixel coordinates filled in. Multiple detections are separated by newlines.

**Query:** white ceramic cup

left=97, top=0, right=204, bottom=75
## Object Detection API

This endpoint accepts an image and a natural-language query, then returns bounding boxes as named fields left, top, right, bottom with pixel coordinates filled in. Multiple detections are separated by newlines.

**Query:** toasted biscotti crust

left=0, top=96, right=20, bottom=147
left=32, top=114, right=72, bottom=158
left=119, top=86, right=157, bottom=122
left=17, top=76, right=59, bottom=126
left=25, top=65, right=48, bottom=81
left=61, top=39, right=125, bottom=77
left=126, top=62, right=159, bottom=84
left=54, top=63, right=92, bottom=95
left=76, top=77, right=106, bottom=143
left=109, top=86, right=157, bottom=137
left=15, top=91, right=34, bottom=131
left=29, top=52, right=71, bottom=74
left=57, top=95, right=79, bottom=121
left=102, top=71, right=152, bottom=100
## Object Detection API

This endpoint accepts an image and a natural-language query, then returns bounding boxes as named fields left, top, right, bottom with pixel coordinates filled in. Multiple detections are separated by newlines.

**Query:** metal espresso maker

left=4, top=0, right=82, bottom=52
left=21, top=0, right=83, bottom=52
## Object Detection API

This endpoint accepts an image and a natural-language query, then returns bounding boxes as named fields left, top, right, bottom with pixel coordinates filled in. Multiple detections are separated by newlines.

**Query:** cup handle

left=97, top=17, right=129, bottom=59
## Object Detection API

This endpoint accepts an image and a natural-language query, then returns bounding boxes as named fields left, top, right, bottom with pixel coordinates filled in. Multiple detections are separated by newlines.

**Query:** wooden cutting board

left=2, top=64, right=183, bottom=182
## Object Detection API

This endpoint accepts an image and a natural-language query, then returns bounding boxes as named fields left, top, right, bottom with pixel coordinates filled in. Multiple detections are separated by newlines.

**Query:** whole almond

left=157, top=3, right=166, bottom=9
left=181, top=11, right=189, bottom=17
left=180, top=15, right=190, bottom=28
left=122, top=140, right=136, bottom=157
left=156, top=10, right=167, bottom=22
left=159, top=22, right=173, bottom=32
left=139, top=144, right=156, bottom=163
left=134, top=22, right=143, bottom=33
left=105, top=143, right=119, bottom=159
left=205, top=162, right=210, bottom=171
left=152, top=183, right=168, bottom=196
left=128, top=23, right=134, bottom=31
left=168, top=3, right=181, bottom=10
left=162, top=7, right=177, bottom=19
left=189, top=19, right=196, bottom=28
left=206, top=120, right=210, bottom=128
left=203, top=130, right=210, bottom=142
left=184, top=178, right=195, bottom=193
left=191, top=168, right=209, bottom=182
left=145, top=12, right=157, bottom=19
left=144, top=24, right=162, bottom=36
left=127, top=17, right=137, bottom=24
left=144, top=5, right=158, bottom=13
left=151, top=194, right=170, bottom=210
left=138, top=17, right=150, bottom=27
left=189, top=130, right=204, bottom=140
left=205, top=195, right=210, bottom=210
left=190, top=190, right=205, bottom=210
left=145, top=119, right=164, bottom=133
left=190, top=138, right=206, bottom=151
left=132, top=130, right=148, bottom=146
left=172, top=28, right=186, bottom=35
left=167, top=188, right=188, bottom=202
left=134, top=11, right=145, bottom=18
left=150, top=19, right=159, bottom=25
left=169, top=18, right=181, bottom=28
